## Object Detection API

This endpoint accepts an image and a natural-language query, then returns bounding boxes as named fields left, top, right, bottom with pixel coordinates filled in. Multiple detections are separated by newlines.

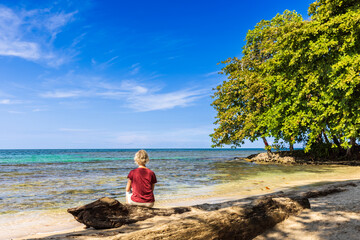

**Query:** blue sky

left=0, top=0, right=314, bottom=149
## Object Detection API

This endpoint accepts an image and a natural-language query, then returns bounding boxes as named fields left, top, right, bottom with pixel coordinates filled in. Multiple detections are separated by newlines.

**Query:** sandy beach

left=12, top=177, right=359, bottom=240
left=255, top=180, right=360, bottom=240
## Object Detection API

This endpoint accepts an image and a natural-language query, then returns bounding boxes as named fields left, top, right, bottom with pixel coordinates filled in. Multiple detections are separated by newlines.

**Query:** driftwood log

left=67, top=197, right=191, bottom=229
left=68, top=196, right=309, bottom=239
left=118, top=196, right=310, bottom=240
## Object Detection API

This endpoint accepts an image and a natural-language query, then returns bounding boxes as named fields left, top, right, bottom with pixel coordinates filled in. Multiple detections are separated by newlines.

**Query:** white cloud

left=0, top=99, right=11, bottom=104
left=129, top=63, right=141, bottom=75
left=0, top=6, right=76, bottom=66
left=45, top=11, right=76, bottom=32
left=0, top=41, right=40, bottom=60
left=121, top=81, right=149, bottom=94
left=32, top=108, right=47, bottom=112
left=40, top=90, right=83, bottom=98
left=115, top=126, right=213, bottom=147
left=94, top=56, right=119, bottom=70
left=96, top=91, right=126, bottom=97
left=96, top=81, right=206, bottom=111
left=59, top=128, right=92, bottom=132
left=8, top=110, right=24, bottom=114
left=127, top=88, right=206, bottom=112
left=39, top=73, right=208, bottom=111
left=0, top=98, right=23, bottom=104
left=115, top=81, right=207, bottom=111
left=204, top=71, right=220, bottom=77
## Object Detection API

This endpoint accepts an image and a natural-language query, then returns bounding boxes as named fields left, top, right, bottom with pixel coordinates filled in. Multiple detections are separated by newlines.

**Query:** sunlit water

left=1, top=149, right=359, bottom=239
left=0, top=149, right=263, bottom=214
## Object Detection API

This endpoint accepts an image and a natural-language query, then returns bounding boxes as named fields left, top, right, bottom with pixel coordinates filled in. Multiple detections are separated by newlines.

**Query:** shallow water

left=158, top=158, right=360, bottom=206
left=0, top=148, right=265, bottom=214
left=1, top=149, right=359, bottom=240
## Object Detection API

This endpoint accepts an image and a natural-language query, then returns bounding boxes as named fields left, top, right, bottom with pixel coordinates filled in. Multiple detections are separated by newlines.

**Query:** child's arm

left=126, top=179, right=132, bottom=192
left=152, top=183, right=155, bottom=192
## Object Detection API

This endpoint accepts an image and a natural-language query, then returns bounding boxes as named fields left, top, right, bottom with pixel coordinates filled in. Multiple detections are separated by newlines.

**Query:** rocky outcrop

left=246, top=152, right=297, bottom=164
left=245, top=150, right=360, bottom=165
left=67, top=197, right=191, bottom=229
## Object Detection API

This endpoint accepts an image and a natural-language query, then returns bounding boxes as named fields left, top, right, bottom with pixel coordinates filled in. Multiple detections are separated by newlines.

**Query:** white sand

left=0, top=211, right=83, bottom=240
left=255, top=181, right=360, bottom=240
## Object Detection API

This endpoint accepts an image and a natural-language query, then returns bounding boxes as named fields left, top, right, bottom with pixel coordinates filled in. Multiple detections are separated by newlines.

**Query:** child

left=126, top=150, right=157, bottom=207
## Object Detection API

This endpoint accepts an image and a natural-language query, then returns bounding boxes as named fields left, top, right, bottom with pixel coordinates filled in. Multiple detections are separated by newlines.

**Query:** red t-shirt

left=128, top=168, right=157, bottom=203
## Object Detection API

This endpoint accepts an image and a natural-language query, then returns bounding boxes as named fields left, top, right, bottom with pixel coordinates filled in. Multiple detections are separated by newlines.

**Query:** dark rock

left=67, top=197, right=191, bottom=229
left=245, top=153, right=259, bottom=159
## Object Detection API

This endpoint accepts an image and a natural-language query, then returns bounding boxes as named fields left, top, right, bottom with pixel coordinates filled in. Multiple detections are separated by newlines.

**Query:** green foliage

left=271, top=139, right=289, bottom=152
left=308, top=142, right=334, bottom=158
left=211, top=0, right=360, bottom=154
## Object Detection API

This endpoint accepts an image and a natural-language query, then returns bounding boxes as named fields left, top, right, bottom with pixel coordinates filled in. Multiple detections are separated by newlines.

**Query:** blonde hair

left=134, top=150, right=149, bottom=166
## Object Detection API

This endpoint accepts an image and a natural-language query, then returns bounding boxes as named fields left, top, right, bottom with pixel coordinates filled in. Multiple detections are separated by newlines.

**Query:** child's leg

left=126, top=193, right=154, bottom=208
left=126, top=192, right=132, bottom=203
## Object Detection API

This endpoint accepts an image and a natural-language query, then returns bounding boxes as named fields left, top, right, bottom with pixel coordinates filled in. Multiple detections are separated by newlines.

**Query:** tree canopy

left=211, top=0, right=360, bottom=155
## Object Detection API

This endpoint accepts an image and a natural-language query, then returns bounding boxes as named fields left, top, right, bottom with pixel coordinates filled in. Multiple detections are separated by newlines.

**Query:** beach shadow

left=255, top=181, right=360, bottom=240
left=256, top=208, right=360, bottom=240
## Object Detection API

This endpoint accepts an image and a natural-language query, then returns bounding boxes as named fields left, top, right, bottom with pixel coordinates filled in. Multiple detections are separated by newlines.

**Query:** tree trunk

left=322, top=130, right=329, bottom=144
left=120, top=196, right=310, bottom=240
left=262, top=137, right=271, bottom=153
left=350, top=137, right=356, bottom=147
left=346, top=137, right=356, bottom=157
left=289, top=143, right=294, bottom=152
left=316, top=133, right=323, bottom=143
left=67, top=197, right=191, bottom=229
left=289, top=137, right=294, bottom=152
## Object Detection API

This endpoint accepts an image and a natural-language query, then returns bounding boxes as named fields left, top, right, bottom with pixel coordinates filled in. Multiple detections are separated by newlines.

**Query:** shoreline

left=15, top=177, right=360, bottom=240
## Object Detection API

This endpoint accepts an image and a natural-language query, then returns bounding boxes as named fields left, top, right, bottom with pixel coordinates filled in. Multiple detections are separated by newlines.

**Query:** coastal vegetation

left=211, top=0, right=360, bottom=159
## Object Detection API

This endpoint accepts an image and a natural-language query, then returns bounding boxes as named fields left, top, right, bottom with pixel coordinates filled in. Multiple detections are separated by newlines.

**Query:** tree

left=212, top=0, right=360, bottom=156
left=211, top=10, right=303, bottom=150
left=265, top=0, right=360, bottom=153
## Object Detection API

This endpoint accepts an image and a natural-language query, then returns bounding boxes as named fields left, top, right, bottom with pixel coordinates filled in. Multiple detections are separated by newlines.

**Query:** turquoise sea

left=0, top=148, right=266, bottom=214
left=2, top=148, right=360, bottom=216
